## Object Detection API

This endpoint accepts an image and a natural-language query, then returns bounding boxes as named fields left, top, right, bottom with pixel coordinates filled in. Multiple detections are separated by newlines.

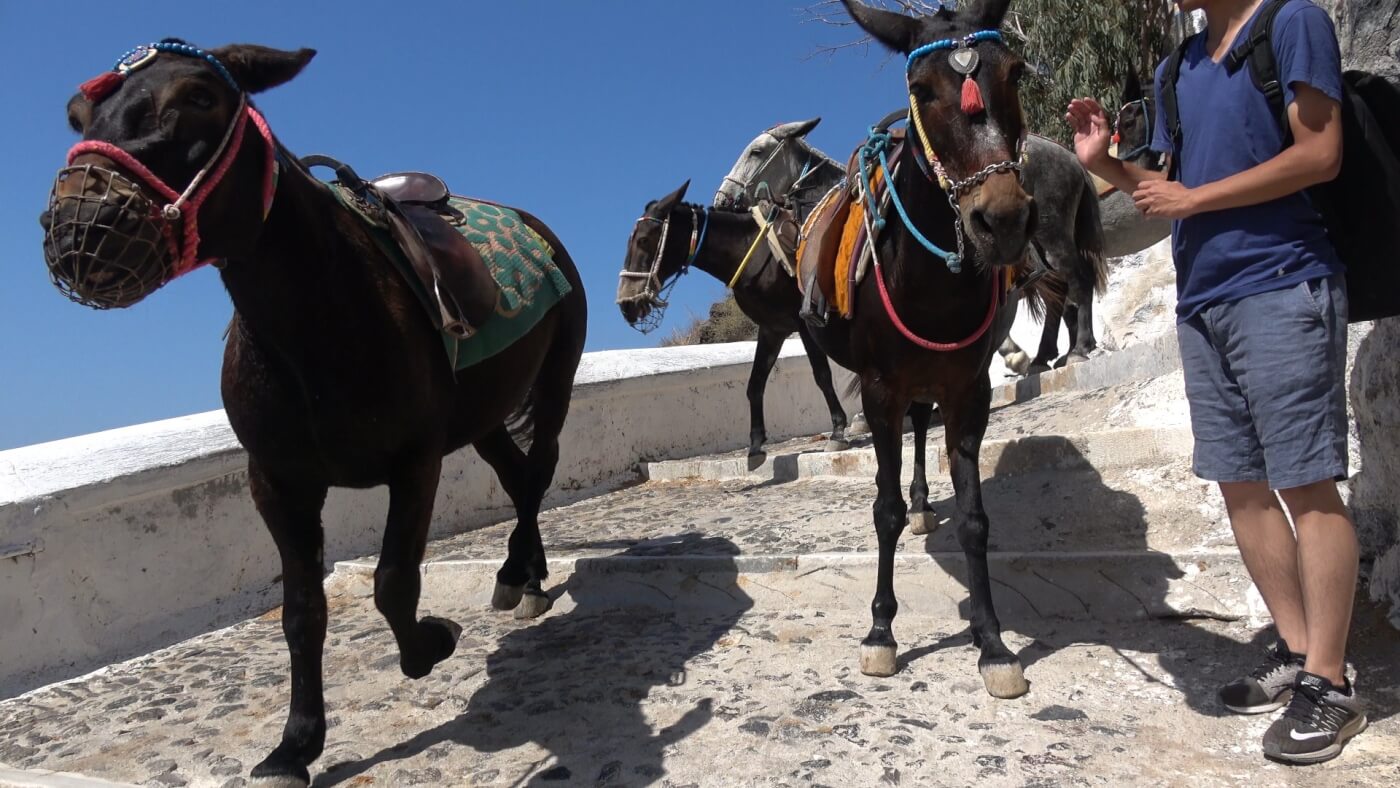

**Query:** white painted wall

left=0, top=339, right=859, bottom=697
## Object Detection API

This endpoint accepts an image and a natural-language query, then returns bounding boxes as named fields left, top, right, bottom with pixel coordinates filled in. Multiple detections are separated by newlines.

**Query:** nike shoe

left=1262, top=671, right=1368, bottom=764
left=1218, top=639, right=1305, bottom=714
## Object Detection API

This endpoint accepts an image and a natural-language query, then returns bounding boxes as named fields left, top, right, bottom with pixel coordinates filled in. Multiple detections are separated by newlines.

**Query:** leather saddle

left=302, top=156, right=500, bottom=338
left=798, top=112, right=908, bottom=312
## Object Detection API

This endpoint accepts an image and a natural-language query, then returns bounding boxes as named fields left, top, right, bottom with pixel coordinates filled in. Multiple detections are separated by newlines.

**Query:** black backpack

left=1160, top=0, right=1400, bottom=323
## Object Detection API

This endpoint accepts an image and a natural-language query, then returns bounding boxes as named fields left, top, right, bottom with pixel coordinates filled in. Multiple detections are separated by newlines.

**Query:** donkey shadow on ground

left=909, top=436, right=1399, bottom=723
left=316, top=533, right=752, bottom=787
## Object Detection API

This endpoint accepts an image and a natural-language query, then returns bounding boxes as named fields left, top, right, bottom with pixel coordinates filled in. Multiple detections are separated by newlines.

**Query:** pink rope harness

left=872, top=256, right=1003, bottom=352
left=66, top=102, right=278, bottom=278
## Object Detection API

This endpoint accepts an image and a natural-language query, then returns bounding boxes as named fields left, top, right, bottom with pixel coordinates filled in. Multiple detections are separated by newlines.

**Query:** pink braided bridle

left=65, top=95, right=278, bottom=278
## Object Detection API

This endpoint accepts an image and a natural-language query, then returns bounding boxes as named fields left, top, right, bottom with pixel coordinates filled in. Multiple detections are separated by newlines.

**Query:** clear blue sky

left=0, top=0, right=914, bottom=449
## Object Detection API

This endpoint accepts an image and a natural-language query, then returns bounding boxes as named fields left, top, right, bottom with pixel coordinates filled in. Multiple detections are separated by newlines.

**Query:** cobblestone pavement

left=0, top=576, right=1395, bottom=787
left=3, top=372, right=1396, bottom=787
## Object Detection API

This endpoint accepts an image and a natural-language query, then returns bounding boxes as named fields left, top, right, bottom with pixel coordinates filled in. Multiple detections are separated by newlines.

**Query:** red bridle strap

left=65, top=100, right=278, bottom=278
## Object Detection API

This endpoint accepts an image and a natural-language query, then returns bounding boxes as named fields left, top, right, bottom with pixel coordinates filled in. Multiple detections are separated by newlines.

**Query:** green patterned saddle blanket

left=333, top=184, right=573, bottom=370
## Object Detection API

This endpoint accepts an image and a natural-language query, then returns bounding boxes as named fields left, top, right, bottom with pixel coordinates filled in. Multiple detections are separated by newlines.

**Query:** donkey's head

left=713, top=117, right=822, bottom=212
left=41, top=40, right=313, bottom=308
left=617, top=180, right=703, bottom=331
left=844, top=0, right=1035, bottom=267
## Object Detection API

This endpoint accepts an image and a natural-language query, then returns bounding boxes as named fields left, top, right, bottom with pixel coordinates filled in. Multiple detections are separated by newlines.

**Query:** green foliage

left=1007, top=0, right=1175, bottom=144
left=660, top=294, right=760, bottom=346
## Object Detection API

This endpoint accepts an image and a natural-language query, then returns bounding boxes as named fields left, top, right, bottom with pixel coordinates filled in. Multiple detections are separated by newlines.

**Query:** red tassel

left=79, top=71, right=124, bottom=103
left=961, top=77, right=985, bottom=116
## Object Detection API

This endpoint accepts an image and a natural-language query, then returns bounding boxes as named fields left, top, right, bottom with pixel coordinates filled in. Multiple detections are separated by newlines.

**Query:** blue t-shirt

left=1151, top=0, right=1344, bottom=320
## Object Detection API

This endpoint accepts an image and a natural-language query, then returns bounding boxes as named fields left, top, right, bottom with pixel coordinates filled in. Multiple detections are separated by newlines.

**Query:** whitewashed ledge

left=0, top=339, right=860, bottom=698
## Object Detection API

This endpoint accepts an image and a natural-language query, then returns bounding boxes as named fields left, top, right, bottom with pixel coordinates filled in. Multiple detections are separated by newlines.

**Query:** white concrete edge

left=0, top=765, right=137, bottom=788
left=0, top=338, right=821, bottom=506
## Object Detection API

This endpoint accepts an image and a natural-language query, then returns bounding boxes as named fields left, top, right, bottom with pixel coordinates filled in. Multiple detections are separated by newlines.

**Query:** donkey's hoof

left=1027, top=362, right=1052, bottom=375
left=848, top=414, right=870, bottom=435
left=980, top=658, right=1029, bottom=699
left=513, top=591, right=553, bottom=620
left=251, top=775, right=309, bottom=788
left=492, top=582, right=525, bottom=611
left=907, top=510, right=940, bottom=536
left=251, top=758, right=310, bottom=788
left=859, top=643, right=899, bottom=677
left=400, top=616, right=461, bottom=679
left=825, top=437, right=852, bottom=452
left=1005, top=350, right=1031, bottom=375
left=746, top=450, right=767, bottom=471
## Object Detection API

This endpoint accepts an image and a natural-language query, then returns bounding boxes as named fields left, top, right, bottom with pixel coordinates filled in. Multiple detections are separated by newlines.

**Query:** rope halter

left=46, top=41, right=279, bottom=308
left=897, top=29, right=1028, bottom=273
left=616, top=205, right=707, bottom=334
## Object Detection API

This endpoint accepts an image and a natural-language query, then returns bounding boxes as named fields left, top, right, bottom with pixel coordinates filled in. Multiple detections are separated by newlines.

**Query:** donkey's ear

left=658, top=179, right=691, bottom=211
left=211, top=44, right=316, bottom=94
left=963, top=0, right=1013, bottom=28
left=1123, top=71, right=1144, bottom=104
left=770, top=117, right=821, bottom=140
left=841, top=0, right=919, bottom=54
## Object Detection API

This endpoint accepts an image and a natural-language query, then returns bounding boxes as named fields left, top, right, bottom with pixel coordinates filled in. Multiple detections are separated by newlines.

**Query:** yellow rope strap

left=729, top=215, right=773, bottom=289
left=908, top=94, right=951, bottom=192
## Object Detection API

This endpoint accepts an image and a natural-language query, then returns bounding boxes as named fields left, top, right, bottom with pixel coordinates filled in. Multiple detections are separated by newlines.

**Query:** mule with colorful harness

left=802, top=0, right=1065, bottom=698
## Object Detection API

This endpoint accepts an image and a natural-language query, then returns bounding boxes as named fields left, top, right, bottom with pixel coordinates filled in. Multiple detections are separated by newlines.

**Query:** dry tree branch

left=800, top=0, right=950, bottom=59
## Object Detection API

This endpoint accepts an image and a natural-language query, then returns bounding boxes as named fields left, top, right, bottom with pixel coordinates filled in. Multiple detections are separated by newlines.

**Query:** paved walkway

left=2, top=371, right=1397, bottom=787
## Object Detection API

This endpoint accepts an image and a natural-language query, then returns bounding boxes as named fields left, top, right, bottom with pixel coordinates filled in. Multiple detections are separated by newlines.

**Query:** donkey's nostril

left=970, top=208, right=994, bottom=237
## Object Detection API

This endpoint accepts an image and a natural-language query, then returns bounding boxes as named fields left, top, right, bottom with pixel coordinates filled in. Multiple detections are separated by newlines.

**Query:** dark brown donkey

left=41, top=42, right=586, bottom=785
left=808, top=0, right=1081, bottom=697
left=617, top=180, right=850, bottom=459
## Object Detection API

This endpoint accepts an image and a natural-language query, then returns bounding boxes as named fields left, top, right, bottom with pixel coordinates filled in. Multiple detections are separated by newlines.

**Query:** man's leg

left=1219, top=480, right=1308, bottom=654
left=1277, top=480, right=1358, bottom=686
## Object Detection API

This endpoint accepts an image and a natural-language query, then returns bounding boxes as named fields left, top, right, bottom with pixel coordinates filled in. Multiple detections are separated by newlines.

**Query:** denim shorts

left=1176, top=275, right=1349, bottom=490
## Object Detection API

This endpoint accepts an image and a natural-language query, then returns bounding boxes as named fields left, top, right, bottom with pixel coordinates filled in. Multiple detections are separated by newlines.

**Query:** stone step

left=402, top=455, right=1231, bottom=567
left=644, top=426, right=1194, bottom=484
left=333, top=547, right=1256, bottom=623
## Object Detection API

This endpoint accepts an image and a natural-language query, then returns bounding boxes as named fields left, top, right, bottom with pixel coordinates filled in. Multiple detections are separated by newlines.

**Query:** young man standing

left=1067, top=0, right=1366, bottom=765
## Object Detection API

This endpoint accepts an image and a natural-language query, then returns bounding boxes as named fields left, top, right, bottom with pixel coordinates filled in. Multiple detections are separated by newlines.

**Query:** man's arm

left=1145, top=82, right=1341, bottom=217
left=1066, top=97, right=1169, bottom=194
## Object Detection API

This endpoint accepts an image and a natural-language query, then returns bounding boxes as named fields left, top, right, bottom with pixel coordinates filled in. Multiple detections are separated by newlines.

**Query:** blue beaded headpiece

left=113, top=41, right=241, bottom=92
left=906, top=30, right=1003, bottom=73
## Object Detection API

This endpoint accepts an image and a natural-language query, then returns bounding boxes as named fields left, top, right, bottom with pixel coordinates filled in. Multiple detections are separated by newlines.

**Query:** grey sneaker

left=1262, top=671, right=1368, bottom=764
left=1218, top=639, right=1305, bottom=714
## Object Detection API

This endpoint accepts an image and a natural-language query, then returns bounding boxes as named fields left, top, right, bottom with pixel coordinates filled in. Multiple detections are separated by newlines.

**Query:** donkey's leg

left=944, top=378, right=1029, bottom=699
left=907, top=401, right=939, bottom=536
left=746, top=328, right=786, bottom=462
left=374, top=453, right=461, bottom=680
left=797, top=324, right=850, bottom=451
left=1066, top=287, right=1096, bottom=362
left=247, top=462, right=329, bottom=787
left=859, top=383, right=908, bottom=678
left=1029, top=300, right=1063, bottom=374
left=474, top=427, right=535, bottom=612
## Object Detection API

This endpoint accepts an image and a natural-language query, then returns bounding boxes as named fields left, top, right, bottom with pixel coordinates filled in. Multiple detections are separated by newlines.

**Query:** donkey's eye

left=186, top=88, right=216, bottom=110
left=910, top=84, right=935, bottom=104
left=749, top=148, right=763, bottom=158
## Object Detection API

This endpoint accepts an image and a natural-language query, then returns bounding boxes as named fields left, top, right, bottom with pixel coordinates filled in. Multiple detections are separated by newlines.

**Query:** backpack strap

left=1227, top=0, right=1291, bottom=143
left=1160, top=35, right=1194, bottom=181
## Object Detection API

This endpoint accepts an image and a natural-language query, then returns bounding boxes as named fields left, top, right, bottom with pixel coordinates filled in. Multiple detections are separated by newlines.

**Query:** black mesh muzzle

left=42, top=163, right=175, bottom=309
